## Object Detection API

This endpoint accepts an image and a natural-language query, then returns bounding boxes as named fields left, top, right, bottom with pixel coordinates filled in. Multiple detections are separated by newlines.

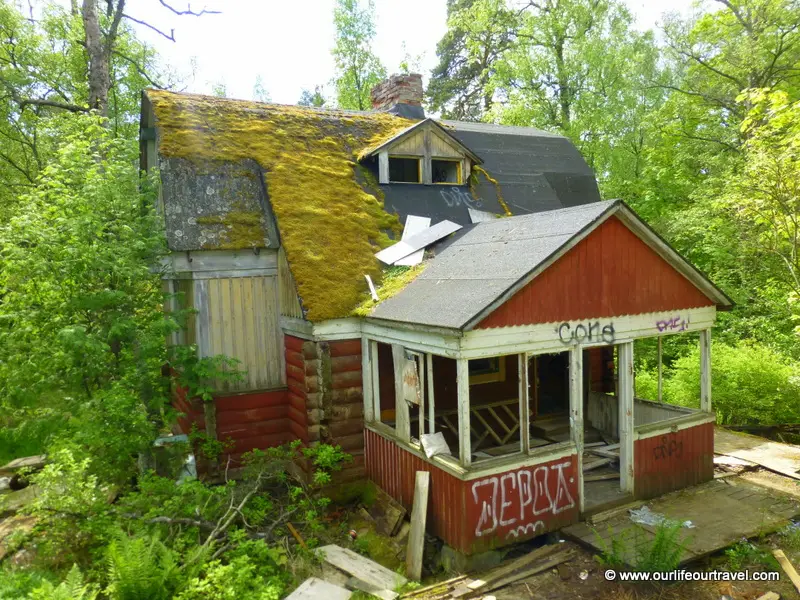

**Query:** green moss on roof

left=148, top=90, right=415, bottom=321
left=352, top=264, right=427, bottom=317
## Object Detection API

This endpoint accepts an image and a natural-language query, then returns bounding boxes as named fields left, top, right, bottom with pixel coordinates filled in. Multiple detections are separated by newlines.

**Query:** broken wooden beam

left=286, top=577, right=352, bottom=600
left=406, top=470, right=430, bottom=581
left=318, top=544, right=407, bottom=592
left=773, top=549, right=800, bottom=594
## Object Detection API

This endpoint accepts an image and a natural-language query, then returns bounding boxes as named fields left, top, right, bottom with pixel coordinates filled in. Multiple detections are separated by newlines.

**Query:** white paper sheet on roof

left=375, top=220, right=461, bottom=265
left=394, top=215, right=431, bottom=266
left=468, top=207, right=498, bottom=223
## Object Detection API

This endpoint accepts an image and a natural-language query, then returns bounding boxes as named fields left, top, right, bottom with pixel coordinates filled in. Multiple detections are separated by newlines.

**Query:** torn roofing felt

left=145, top=90, right=602, bottom=321
left=369, top=201, right=733, bottom=330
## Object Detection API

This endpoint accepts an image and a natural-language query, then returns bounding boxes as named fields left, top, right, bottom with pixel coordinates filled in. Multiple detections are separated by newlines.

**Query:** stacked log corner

left=285, top=335, right=366, bottom=483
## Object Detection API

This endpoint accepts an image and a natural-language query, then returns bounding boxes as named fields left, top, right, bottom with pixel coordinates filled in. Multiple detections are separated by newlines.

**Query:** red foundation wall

left=365, top=428, right=580, bottom=554
left=634, top=421, right=714, bottom=499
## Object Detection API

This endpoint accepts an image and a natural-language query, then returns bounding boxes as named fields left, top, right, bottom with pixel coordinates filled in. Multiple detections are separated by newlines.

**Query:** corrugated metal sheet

left=278, top=247, right=304, bottom=319
left=206, top=276, right=283, bottom=391
left=634, top=422, right=714, bottom=499
left=477, top=217, right=715, bottom=328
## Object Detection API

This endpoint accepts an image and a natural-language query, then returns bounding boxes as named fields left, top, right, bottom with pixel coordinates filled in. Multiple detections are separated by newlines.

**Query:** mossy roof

left=146, top=90, right=416, bottom=322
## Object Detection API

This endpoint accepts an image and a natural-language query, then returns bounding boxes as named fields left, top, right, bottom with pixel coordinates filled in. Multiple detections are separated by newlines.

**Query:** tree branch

left=158, top=1, right=220, bottom=17
left=112, top=50, right=164, bottom=89
left=122, top=14, right=175, bottom=42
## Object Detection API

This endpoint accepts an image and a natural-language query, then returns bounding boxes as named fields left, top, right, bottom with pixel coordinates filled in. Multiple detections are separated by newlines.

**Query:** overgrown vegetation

left=596, top=520, right=689, bottom=573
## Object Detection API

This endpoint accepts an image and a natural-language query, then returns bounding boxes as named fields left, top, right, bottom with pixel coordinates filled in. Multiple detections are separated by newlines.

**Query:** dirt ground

left=494, top=541, right=799, bottom=600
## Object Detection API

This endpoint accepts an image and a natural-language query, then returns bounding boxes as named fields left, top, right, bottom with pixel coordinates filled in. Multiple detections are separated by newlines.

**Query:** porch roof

left=370, top=200, right=733, bottom=330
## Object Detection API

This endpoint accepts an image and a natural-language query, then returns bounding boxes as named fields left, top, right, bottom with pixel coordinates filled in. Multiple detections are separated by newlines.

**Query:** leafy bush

left=27, top=565, right=99, bottom=600
left=635, top=521, right=687, bottom=573
left=104, top=532, right=181, bottom=600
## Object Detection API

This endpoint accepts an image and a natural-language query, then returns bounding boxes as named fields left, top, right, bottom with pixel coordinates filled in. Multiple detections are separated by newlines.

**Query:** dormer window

left=389, top=156, right=421, bottom=183
left=432, top=159, right=461, bottom=184
left=365, top=119, right=481, bottom=187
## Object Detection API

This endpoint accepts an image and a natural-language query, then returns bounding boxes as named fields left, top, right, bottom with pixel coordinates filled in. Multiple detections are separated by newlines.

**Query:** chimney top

left=370, top=73, right=425, bottom=119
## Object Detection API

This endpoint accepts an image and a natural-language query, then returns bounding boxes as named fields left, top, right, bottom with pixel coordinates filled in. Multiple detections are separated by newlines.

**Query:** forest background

left=1, top=0, right=800, bottom=597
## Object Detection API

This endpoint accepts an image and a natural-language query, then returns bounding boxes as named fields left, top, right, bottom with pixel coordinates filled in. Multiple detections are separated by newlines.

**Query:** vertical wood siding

left=206, top=276, right=282, bottom=391
left=477, top=217, right=715, bottom=329
left=365, top=429, right=580, bottom=554
left=634, top=422, right=714, bottom=499
left=278, top=247, right=304, bottom=319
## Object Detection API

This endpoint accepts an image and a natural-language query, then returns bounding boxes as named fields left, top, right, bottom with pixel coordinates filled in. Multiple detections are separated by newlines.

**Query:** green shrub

left=664, top=342, right=800, bottom=425
left=635, top=520, right=687, bottom=573
left=104, top=532, right=181, bottom=600
left=27, top=565, right=99, bottom=600
left=175, top=554, right=284, bottom=600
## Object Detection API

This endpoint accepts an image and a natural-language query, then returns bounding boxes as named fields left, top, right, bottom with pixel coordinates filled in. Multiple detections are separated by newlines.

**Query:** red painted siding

left=215, top=389, right=293, bottom=463
left=477, top=217, right=715, bottom=329
left=285, top=335, right=310, bottom=442
left=365, top=429, right=579, bottom=553
left=634, top=422, right=714, bottom=499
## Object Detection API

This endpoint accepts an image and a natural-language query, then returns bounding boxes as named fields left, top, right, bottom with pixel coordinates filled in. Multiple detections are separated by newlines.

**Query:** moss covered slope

left=148, top=90, right=414, bottom=321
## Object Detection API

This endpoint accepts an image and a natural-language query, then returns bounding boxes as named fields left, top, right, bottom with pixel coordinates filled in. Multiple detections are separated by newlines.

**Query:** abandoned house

left=140, top=73, right=733, bottom=555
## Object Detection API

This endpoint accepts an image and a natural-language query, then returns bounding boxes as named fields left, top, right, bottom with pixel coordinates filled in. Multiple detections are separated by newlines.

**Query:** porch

left=361, top=308, right=717, bottom=554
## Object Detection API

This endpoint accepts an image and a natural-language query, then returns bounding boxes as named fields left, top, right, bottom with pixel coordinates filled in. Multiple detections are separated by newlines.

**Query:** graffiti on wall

left=652, top=434, right=683, bottom=461
left=655, top=315, right=690, bottom=333
left=557, top=321, right=615, bottom=345
left=471, top=460, right=577, bottom=540
left=440, top=187, right=482, bottom=209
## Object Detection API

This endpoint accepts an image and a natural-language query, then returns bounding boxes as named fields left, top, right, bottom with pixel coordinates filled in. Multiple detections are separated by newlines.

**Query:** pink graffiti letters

left=655, top=315, right=690, bottom=332
left=471, top=461, right=576, bottom=539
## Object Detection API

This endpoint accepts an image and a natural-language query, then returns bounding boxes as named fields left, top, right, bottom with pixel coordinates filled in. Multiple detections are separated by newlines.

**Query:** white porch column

left=657, top=336, right=663, bottom=404
left=426, top=354, right=436, bottom=434
left=519, top=354, right=531, bottom=453
left=370, top=341, right=380, bottom=423
left=362, top=337, right=374, bottom=423
left=618, top=342, right=635, bottom=495
left=392, top=344, right=411, bottom=443
left=569, top=347, right=584, bottom=512
left=456, top=358, right=471, bottom=467
left=700, top=328, right=712, bottom=413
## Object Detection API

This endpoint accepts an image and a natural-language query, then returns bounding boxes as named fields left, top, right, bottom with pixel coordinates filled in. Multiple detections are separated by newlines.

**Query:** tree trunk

left=82, top=0, right=109, bottom=116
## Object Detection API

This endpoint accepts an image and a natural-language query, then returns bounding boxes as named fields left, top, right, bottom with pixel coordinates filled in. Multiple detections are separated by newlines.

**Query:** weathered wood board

left=285, top=577, right=352, bottom=600
left=564, top=478, right=800, bottom=566
left=715, top=427, right=800, bottom=480
left=368, top=486, right=407, bottom=537
left=406, top=470, right=431, bottom=581
left=318, top=544, right=407, bottom=591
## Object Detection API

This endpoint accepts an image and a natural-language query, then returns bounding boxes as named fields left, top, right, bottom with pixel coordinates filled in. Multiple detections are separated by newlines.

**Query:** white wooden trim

left=569, top=346, right=585, bottom=512
left=456, top=358, right=471, bottom=467
left=164, top=249, right=278, bottom=274
left=193, top=279, right=211, bottom=357
left=172, top=268, right=278, bottom=280
left=518, top=354, right=530, bottom=453
left=280, top=316, right=314, bottom=340
left=378, top=150, right=389, bottom=184
left=362, top=337, right=374, bottom=423
left=657, top=336, right=663, bottom=404
left=392, top=344, right=411, bottom=443
left=426, top=353, right=435, bottom=435
left=618, top=342, right=635, bottom=494
left=312, top=318, right=363, bottom=340
left=635, top=412, right=716, bottom=440
left=700, top=328, right=712, bottom=413
left=363, top=321, right=461, bottom=356
left=460, top=306, right=716, bottom=359
left=370, top=341, right=380, bottom=424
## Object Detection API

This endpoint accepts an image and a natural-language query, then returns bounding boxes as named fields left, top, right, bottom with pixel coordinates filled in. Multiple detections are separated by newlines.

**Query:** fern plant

left=28, top=565, right=99, bottom=600
left=635, top=520, right=688, bottom=572
left=104, top=532, right=181, bottom=600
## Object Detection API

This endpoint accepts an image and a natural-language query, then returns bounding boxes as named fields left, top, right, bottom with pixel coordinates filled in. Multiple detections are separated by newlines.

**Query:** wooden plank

left=618, top=341, right=635, bottom=494
left=584, top=472, right=620, bottom=482
left=319, top=545, right=407, bottom=591
left=400, top=575, right=468, bottom=598
left=426, top=353, right=435, bottom=435
left=471, top=550, right=575, bottom=596
left=286, top=577, right=352, bottom=600
left=569, top=346, right=584, bottom=512
left=519, top=353, right=530, bottom=453
left=392, top=344, right=411, bottom=443
left=471, top=543, right=562, bottom=588
left=395, top=215, right=431, bottom=267
left=378, top=151, right=389, bottom=184
left=367, top=486, right=407, bottom=537
left=700, top=328, right=711, bottom=412
left=773, top=549, right=800, bottom=594
left=362, top=337, right=374, bottom=423
left=406, top=471, right=430, bottom=581
left=375, top=220, right=462, bottom=265
left=583, top=458, right=615, bottom=472
left=715, top=427, right=800, bottom=481
left=346, top=577, right=398, bottom=600
left=456, top=359, right=471, bottom=466
left=755, top=592, right=780, bottom=600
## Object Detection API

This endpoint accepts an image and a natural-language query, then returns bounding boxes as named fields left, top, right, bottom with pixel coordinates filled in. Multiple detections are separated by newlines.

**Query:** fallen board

left=406, top=470, right=430, bottom=581
left=715, top=427, right=800, bottom=480
left=394, top=215, right=431, bottom=267
left=318, top=544, right=407, bottom=591
left=346, top=577, right=398, bottom=600
left=374, top=220, right=461, bottom=265
left=285, top=577, right=351, bottom=600
left=368, top=486, right=407, bottom=537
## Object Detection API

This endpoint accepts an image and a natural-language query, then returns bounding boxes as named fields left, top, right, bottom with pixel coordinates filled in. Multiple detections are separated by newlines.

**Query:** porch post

left=618, top=342, right=635, bottom=495
left=657, top=336, right=663, bottom=404
left=362, top=337, right=373, bottom=423
left=392, top=344, right=411, bottom=443
left=426, top=353, right=435, bottom=435
left=519, top=354, right=530, bottom=453
left=569, top=346, right=584, bottom=512
left=370, top=341, right=380, bottom=423
left=700, top=328, right=712, bottom=413
left=456, top=358, right=471, bottom=467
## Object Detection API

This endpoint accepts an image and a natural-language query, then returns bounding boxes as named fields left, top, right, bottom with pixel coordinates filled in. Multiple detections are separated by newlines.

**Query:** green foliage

left=298, top=86, right=326, bottom=107
left=27, top=565, right=99, bottom=600
left=0, top=567, right=57, bottom=600
left=596, top=520, right=688, bottom=572
left=104, top=532, right=181, bottom=600
left=594, top=526, right=629, bottom=569
left=725, top=539, right=775, bottom=571
left=331, top=0, right=386, bottom=110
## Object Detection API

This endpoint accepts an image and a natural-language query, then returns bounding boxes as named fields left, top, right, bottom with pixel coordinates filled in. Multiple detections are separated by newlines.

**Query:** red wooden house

left=140, top=74, right=733, bottom=554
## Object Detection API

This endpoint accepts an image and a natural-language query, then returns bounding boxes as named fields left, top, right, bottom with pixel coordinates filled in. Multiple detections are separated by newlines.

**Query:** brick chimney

left=370, top=73, right=425, bottom=119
